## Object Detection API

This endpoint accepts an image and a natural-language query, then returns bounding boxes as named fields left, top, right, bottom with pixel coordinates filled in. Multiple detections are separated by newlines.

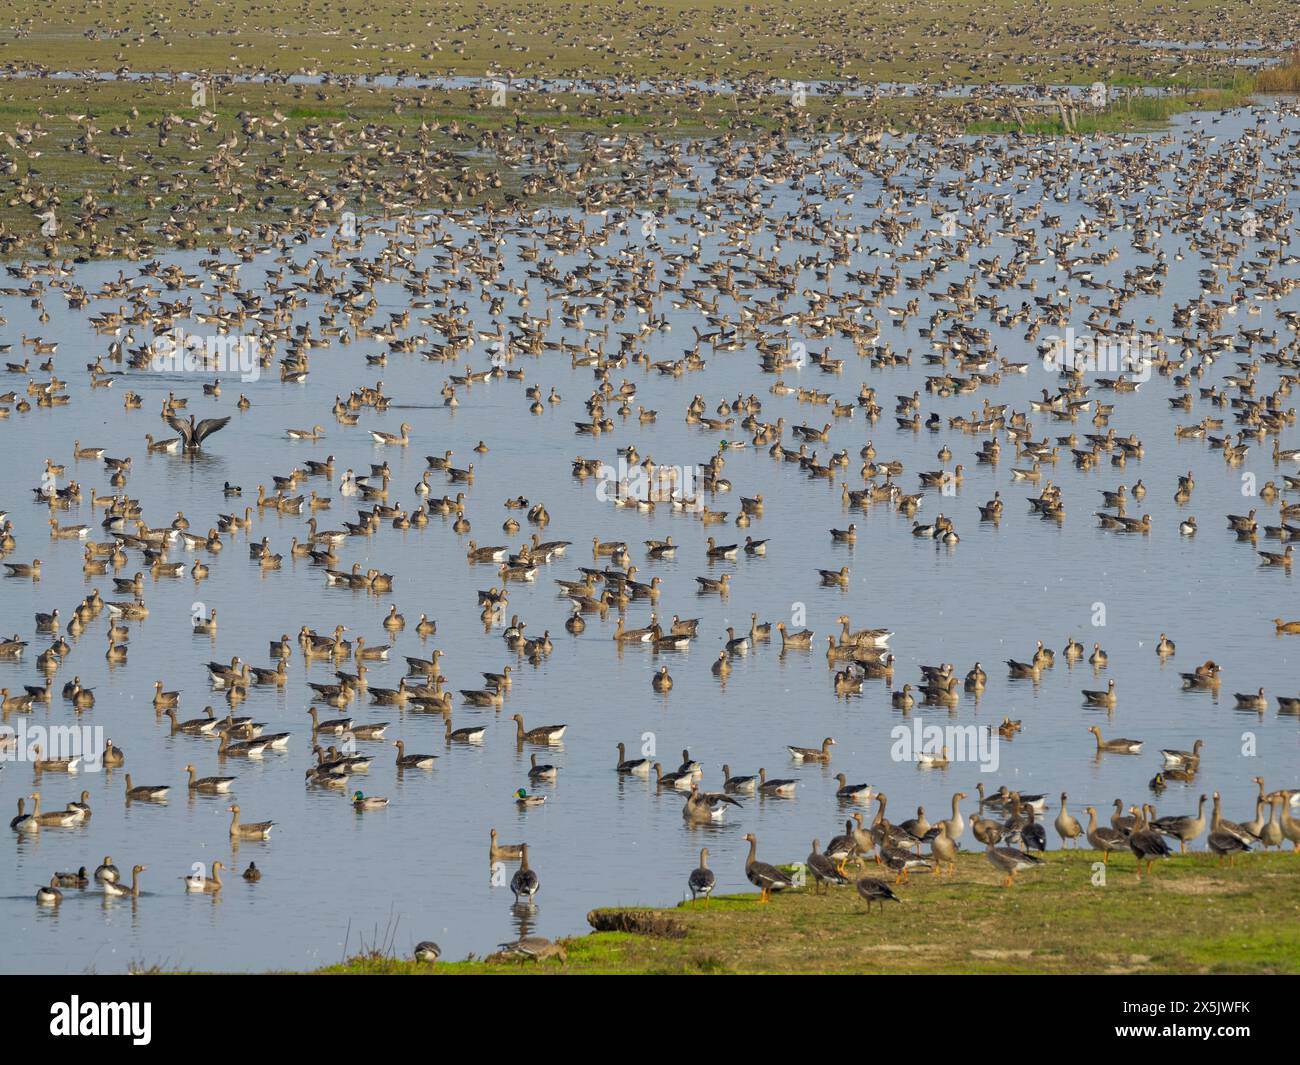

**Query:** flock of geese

left=3, top=90, right=1300, bottom=963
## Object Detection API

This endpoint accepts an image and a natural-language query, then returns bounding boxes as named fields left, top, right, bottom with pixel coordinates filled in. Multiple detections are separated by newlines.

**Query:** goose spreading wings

left=166, top=414, right=231, bottom=451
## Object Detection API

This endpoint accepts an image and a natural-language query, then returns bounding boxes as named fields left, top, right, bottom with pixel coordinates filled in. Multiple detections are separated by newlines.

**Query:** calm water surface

left=2, top=105, right=1298, bottom=973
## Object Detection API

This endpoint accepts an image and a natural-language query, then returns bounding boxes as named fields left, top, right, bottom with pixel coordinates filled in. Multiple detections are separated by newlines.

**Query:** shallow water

left=2, top=104, right=1298, bottom=973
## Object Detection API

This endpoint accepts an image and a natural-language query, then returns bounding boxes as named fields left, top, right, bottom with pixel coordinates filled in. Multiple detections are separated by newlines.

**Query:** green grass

left=309, top=850, right=1300, bottom=975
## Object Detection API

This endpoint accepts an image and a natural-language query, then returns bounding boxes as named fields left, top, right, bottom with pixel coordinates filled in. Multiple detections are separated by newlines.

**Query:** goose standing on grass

left=1127, top=807, right=1172, bottom=875
left=509, top=844, right=539, bottom=903
left=985, top=839, right=1044, bottom=887
left=1055, top=792, right=1083, bottom=847
left=1151, top=794, right=1207, bottom=854
left=807, top=839, right=850, bottom=893
left=688, top=848, right=716, bottom=902
left=856, top=877, right=900, bottom=913
left=743, top=833, right=793, bottom=902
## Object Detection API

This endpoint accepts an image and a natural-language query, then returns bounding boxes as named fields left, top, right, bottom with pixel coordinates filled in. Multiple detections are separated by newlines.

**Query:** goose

left=615, top=742, right=650, bottom=775
left=509, top=844, right=539, bottom=902
left=31, top=744, right=80, bottom=773
left=1055, top=792, right=1083, bottom=848
left=856, top=877, right=900, bottom=913
left=226, top=803, right=274, bottom=840
left=1081, top=679, right=1117, bottom=706
left=652, top=665, right=673, bottom=692
left=683, top=782, right=741, bottom=822
left=124, top=775, right=170, bottom=802
left=37, top=878, right=63, bottom=905
left=758, top=768, right=797, bottom=797
left=445, top=719, right=486, bottom=743
left=10, top=798, right=37, bottom=834
left=721, top=765, right=756, bottom=794
left=511, top=714, right=566, bottom=744
left=490, top=828, right=525, bottom=862
left=743, top=833, right=793, bottom=902
left=1160, top=739, right=1203, bottom=769
left=94, top=857, right=120, bottom=884
left=807, top=839, right=850, bottom=893
left=688, top=848, right=716, bottom=902
left=393, top=740, right=437, bottom=769
left=103, top=864, right=146, bottom=898
left=788, top=737, right=835, bottom=763
left=527, top=754, right=558, bottom=784
left=653, top=762, right=694, bottom=791
left=1127, top=806, right=1172, bottom=875
left=985, top=839, right=1044, bottom=887
left=413, top=941, right=441, bottom=962
left=1088, top=726, right=1141, bottom=753
left=834, top=774, right=872, bottom=802
left=185, top=764, right=234, bottom=793
left=183, top=861, right=224, bottom=893
left=1207, top=830, right=1253, bottom=866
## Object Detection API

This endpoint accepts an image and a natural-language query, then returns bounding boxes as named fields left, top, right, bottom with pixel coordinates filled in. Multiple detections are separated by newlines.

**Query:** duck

left=243, top=862, right=262, bottom=882
left=513, top=788, right=547, bottom=808
left=352, top=791, right=389, bottom=810
left=54, top=866, right=89, bottom=888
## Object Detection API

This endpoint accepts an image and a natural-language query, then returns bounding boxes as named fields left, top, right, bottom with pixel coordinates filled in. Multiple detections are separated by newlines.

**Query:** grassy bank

left=314, top=850, right=1300, bottom=975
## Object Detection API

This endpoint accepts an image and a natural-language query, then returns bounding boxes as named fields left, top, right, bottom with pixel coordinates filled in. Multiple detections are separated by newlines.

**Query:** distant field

left=315, top=851, right=1300, bottom=975
left=0, top=0, right=1296, bottom=83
